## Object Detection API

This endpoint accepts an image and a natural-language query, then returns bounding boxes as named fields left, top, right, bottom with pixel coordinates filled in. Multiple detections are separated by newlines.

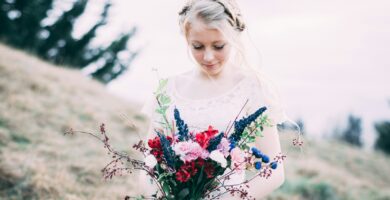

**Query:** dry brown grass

left=1, top=43, right=390, bottom=200
left=0, top=43, right=148, bottom=199
left=271, top=132, right=390, bottom=200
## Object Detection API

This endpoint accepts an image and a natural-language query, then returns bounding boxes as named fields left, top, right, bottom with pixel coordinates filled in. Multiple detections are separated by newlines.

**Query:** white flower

left=209, top=150, right=227, bottom=168
left=145, top=154, right=157, bottom=168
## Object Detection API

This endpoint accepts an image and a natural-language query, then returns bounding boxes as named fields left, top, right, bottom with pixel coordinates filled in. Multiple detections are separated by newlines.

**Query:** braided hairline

left=179, top=0, right=245, bottom=32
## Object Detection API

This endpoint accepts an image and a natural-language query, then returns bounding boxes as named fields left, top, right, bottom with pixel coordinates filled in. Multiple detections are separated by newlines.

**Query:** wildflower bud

left=262, top=155, right=270, bottom=163
left=254, top=161, right=262, bottom=170
left=229, top=142, right=236, bottom=151
left=270, top=161, right=278, bottom=169
left=251, top=147, right=262, bottom=158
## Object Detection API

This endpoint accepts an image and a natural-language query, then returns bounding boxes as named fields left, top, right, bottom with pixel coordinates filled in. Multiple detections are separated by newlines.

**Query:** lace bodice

left=169, top=75, right=261, bottom=133
left=141, top=73, right=287, bottom=134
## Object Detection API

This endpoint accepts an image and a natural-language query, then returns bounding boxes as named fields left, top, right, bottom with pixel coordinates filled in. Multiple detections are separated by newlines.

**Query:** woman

left=139, top=0, right=289, bottom=199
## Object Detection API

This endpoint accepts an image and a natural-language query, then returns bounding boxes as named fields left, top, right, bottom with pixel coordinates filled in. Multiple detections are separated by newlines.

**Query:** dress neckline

left=171, top=74, right=250, bottom=102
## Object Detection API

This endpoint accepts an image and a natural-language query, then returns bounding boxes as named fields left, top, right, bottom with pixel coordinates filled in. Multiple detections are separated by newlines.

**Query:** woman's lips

left=203, top=63, right=218, bottom=68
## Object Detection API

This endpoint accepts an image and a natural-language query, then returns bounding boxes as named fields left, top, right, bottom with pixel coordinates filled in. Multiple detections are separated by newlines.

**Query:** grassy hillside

left=0, top=43, right=147, bottom=199
left=0, top=43, right=390, bottom=200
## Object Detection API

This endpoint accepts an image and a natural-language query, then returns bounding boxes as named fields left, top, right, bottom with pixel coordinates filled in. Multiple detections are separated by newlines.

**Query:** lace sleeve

left=141, top=94, right=156, bottom=119
left=249, top=77, right=288, bottom=126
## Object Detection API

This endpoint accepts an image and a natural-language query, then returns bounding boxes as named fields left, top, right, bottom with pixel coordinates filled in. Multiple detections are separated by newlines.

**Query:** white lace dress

left=139, top=73, right=287, bottom=198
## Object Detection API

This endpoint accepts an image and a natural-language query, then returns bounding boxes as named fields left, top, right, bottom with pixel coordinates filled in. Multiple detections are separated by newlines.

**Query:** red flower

left=196, top=158, right=205, bottom=167
left=204, top=126, right=218, bottom=138
left=204, top=162, right=215, bottom=179
left=148, top=136, right=161, bottom=149
left=176, top=169, right=191, bottom=182
left=151, top=149, right=163, bottom=162
left=195, top=132, right=209, bottom=148
left=183, top=162, right=198, bottom=176
left=148, top=136, right=173, bottom=149
left=195, top=126, right=219, bottom=149
left=176, top=166, right=191, bottom=183
left=148, top=136, right=173, bottom=163
left=175, top=162, right=200, bottom=183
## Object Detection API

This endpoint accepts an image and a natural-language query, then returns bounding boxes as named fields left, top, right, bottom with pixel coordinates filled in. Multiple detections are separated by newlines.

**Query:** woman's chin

left=201, top=65, right=223, bottom=76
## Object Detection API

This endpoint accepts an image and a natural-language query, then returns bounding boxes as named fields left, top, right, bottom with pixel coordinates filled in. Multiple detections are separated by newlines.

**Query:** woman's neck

left=196, top=63, right=241, bottom=82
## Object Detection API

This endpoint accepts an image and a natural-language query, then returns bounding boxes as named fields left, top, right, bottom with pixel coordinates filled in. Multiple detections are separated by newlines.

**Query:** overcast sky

left=70, top=0, right=390, bottom=148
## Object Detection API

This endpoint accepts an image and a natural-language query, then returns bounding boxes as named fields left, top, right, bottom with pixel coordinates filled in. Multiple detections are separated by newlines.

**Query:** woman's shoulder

left=163, top=71, right=192, bottom=92
left=168, top=70, right=194, bottom=83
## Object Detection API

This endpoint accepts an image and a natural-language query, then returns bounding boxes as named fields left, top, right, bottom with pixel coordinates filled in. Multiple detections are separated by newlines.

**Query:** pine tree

left=91, top=28, right=138, bottom=84
left=375, top=121, right=390, bottom=154
left=340, top=114, right=362, bottom=147
left=0, top=0, right=138, bottom=84
left=62, top=2, right=111, bottom=67
left=0, top=0, right=12, bottom=37
left=37, top=0, right=88, bottom=61
left=0, top=0, right=53, bottom=49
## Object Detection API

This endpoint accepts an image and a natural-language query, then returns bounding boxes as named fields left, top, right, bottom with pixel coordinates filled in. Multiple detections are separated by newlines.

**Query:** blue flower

left=229, top=141, right=236, bottom=151
left=270, top=162, right=278, bottom=169
left=207, top=132, right=224, bottom=152
left=174, top=108, right=189, bottom=141
left=251, top=147, right=263, bottom=158
left=254, top=161, right=262, bottom=170
left=262, top=155, right=270, bottom=163
left=157, top=132, right=175, bottom=169
left=228, top=106, right=267, bottom=145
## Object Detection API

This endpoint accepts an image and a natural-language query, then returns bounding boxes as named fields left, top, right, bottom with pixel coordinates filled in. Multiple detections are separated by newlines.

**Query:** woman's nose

left=203, top=49, right=214, bottom=62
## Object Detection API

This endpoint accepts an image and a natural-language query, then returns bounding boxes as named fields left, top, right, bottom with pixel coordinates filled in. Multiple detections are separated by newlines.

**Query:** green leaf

left=158, top=173, right=173, bottom=182
left=157, top=79, right=168, bottom=91
left=159, top=95, right=171, bottom=105
left=162, top=182, right=171, bottom=197
left=177, top=188, right=190, bottom=200
left=255, top=130, right=263, bottom=137
left=197, top=166, right=205, bottom=185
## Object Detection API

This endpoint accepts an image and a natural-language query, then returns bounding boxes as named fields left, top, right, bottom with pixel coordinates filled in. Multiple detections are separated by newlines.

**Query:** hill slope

left=0, top=43, right=390, bottom=200
left=0, top=43, right=147, bottom=199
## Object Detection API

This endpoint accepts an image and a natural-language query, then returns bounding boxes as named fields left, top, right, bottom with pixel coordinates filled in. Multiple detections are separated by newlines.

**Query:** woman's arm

left=246, top=124, right=285, bottom=199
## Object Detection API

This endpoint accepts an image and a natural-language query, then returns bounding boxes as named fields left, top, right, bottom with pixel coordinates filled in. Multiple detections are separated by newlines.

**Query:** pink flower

left=230, top=148, right=246, bottom=174
left=217, top=138, right=230, bottom=157
left=173, top=141, right=209, bottom=162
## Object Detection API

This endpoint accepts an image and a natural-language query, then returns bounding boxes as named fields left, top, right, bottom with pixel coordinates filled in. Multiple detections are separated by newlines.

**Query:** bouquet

left=65, top=79, right=287, bottom=200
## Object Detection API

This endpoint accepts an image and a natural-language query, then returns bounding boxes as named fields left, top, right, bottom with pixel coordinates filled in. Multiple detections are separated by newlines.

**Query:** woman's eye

left=193, top=45, right=203, bottom=50
left=214, top=45, right=225, bottom=50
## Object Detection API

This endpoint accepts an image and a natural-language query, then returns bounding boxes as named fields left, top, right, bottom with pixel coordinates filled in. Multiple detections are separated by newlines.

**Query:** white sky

left=71, top=0, right=390, bottom=148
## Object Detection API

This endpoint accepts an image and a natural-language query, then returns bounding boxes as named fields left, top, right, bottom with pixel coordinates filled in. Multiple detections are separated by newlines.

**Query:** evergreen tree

left=374, top=121, right=390, bottom=154
left=37, top=0, right=88, bottom=61
left=374, top=101, right=390, bottom=155
left=62, top=2, right=111, bottom=67
left=340, top=114, right=363, bottom=147
left=0, top=0, right=53, bottom=49
left=0, top=0, right=138, bottom=84
left=91, top=28, right=138, bottom=84
left=0, top=0, right=12, bottom=37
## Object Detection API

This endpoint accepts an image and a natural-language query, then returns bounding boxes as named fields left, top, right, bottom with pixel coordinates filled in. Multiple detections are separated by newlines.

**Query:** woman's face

left=186, top=20, right=232, bottom=76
